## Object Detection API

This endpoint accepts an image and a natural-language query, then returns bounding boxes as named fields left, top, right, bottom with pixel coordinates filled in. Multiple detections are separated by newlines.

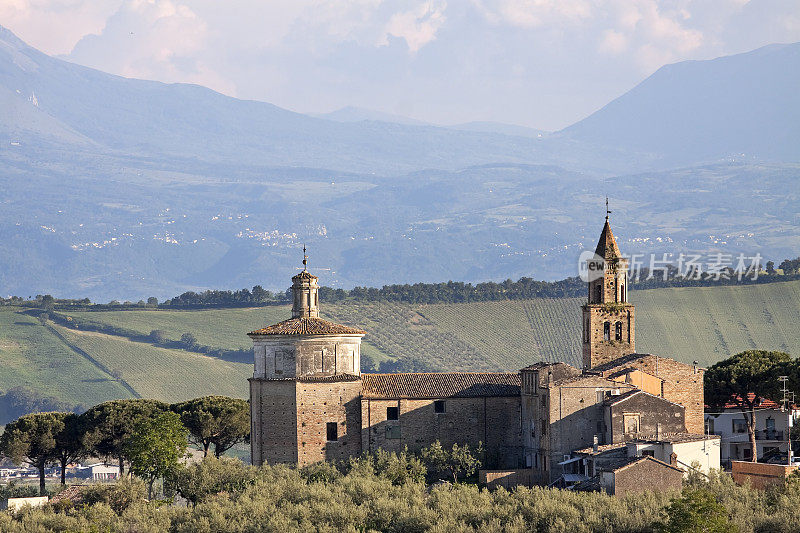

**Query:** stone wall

left=606, top=392, right=685, bottom=443
left=607, top=458, right=683, bottom=497
left=361, top=396, right=523, bottom=469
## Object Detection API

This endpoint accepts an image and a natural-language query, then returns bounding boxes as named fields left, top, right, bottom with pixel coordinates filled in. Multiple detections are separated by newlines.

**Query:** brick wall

left=731, top=460, right=799, bottom=489
left=582, top=304, right=635, bottom=369
left=296, top=381, right=363, bottom=466
left=362, top=396, right=523, bottom=468
left=250, top=378, right=298, bottom=465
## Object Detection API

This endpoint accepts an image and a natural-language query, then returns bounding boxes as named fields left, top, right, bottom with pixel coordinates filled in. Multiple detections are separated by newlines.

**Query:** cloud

left=3, top=0, right=800, bottom=130
left=0, top=0, right=119, bottom=54
left=66, top=0, right=236, bottom=95
left=380, top=1, right=447, bottom=52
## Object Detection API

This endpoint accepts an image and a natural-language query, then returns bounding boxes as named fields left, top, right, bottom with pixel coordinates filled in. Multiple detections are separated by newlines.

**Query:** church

left=247, top=217, right=708, bottom=484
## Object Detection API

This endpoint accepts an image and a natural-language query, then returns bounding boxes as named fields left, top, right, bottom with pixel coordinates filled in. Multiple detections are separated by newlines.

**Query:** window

left=732, top=419, right=747, bottom=434
left=434, top=400, right=446, bottom=414
left=623, top=414, right=640, bottom=435
left=584, top=318, right=590, bottom=342
left=386, top=426, right=401, bottom=439
left=615, top=321, right=622, bottom=341
left=603, top=322, right=611, bottom=341
left=621, top=284, right=626, bottom=302
left=642, top=450, right=655, bottom=457
left=595, top=285, right=602, bottom=303
left=705, top=417, right=715, bottom=435
left=386, top=406, right=399, bottom=421
left=326, top=422, right=338, bottom=442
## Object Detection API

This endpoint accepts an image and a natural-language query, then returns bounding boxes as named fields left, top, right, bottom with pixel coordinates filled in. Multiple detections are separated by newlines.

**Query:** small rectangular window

left=386, top=406, right=399, bottom=421
left=642, top=450, right=655, bottom=457
left=732, top=419, right=747, bottom=434
left=434, top=400, right=446, bottom=414
left=386, top=426, right=401, bottom=439
left=326, top=422, right=338, bottom=442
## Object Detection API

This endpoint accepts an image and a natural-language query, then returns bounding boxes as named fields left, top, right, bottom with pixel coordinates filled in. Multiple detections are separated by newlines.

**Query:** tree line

left=0, top=396, right=249, bottom=497
left=2, top=255, right=798, bottom=310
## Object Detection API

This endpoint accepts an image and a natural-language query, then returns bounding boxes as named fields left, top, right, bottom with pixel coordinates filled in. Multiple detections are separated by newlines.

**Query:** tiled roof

left=604, top=389, right=683, bottom=408
left=717, top=393, right=785, bottom=410
left=51, top=484, right=88, bottom=504
left=251, top=374, right=362, bottom=383
left=248, top=317, right=365, bottom=336
left=361, top=372, right=521, bottom=399
left=592, top=353, right=700, bottom=374
left=520, top=362, right=576, bottom=371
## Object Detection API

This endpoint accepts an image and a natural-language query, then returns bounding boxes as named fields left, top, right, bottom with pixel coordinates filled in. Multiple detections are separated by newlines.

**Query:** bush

left=170, top=456, right=257, bottom=505
left=81, top=477, right=147, bottom=514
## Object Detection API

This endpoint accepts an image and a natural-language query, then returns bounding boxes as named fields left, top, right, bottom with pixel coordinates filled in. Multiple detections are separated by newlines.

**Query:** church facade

left=248, top=220, right=706, bottom=481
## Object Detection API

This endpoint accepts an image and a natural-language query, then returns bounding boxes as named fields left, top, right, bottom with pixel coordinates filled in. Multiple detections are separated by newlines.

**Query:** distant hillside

left=2, top=280, right=796, bottom=422
left=562, top=43, right=800, bottom=165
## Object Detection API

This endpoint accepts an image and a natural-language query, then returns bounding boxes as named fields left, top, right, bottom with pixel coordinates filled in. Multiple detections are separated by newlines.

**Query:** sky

left=2, top=0, right=800, bottom=130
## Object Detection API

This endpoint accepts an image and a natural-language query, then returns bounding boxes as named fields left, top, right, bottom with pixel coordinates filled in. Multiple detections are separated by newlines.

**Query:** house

left=704, top=394, right=798, bottom=466
left=75, top=463, right=120, bottom=481
left=559, top=432, right=719, bottom=492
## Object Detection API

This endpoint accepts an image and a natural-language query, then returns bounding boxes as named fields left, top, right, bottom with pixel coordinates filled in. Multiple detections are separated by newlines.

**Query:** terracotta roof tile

left=248, top=317, right=365, bottom=336
left=361, top=372, right=520, bottom=399
left=251, top=374, right=361, bottom=383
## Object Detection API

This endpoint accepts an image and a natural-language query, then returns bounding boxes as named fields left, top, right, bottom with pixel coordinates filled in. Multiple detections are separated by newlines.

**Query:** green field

left=0, top=280, right=798, bottom=415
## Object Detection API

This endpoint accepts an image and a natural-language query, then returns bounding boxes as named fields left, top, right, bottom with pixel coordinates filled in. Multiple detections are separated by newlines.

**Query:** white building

left=704, top=395, right=798, bottom=465
left=76, top=463, right=120, bottom=481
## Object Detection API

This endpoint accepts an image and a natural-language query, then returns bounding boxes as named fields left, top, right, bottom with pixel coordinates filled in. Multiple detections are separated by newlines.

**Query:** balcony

left=755, top=430, right=784, bottom=441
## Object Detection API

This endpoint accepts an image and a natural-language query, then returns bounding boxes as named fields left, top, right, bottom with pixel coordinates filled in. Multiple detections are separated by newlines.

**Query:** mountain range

left=0, top=24, right=798, bottom=301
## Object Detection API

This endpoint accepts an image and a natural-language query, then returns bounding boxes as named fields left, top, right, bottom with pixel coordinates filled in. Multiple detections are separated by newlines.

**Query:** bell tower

left=582, top=206, right=635, bottom=369
left=291, top=246, right=319, bottom=318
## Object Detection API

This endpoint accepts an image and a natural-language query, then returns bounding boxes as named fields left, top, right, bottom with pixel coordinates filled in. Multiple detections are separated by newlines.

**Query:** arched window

left=615, top=321, right=622, bottom=341
left=627, top=311, right=632, bottom=343
left=595, top=285, right=602, bottom=303
left=603, top=322, right=610, bottom=341
left=584, top=318, right=590, bottom=342
left=621, top=284, right=626, bottom=303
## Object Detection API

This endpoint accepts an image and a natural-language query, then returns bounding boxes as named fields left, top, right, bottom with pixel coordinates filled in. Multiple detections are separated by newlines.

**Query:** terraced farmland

left=54, top=326, right=250, bottom=402
left=0, top=279, right=797, bottom=412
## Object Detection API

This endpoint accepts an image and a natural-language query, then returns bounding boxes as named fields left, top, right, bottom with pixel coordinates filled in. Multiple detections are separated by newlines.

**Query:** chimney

left=656, top=423, right=662, bottom=441
left=669, top=452, right=678, bottom=467
left=593, top=435, right=599, bottom=452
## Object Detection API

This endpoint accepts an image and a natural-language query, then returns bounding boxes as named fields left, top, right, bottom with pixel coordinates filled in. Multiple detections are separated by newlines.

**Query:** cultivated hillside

left=1, top=280, right=797, bottom=422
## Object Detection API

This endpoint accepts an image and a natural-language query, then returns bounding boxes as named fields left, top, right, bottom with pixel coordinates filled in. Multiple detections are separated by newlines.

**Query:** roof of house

left=361, top=372, right=521, bottom=399
left=631, top=432, right=719, bottom=444
left=50, top=484, right=88, bottom=504
left=248, top=317, right=366, bottom=336
left=604, top=389, right=684, bottom=408
left=711, top=393, right=791, bottom=410
left=520, top=361, right=577, bottom=372
left=612, top=455, right=684, bottom=474
left=592, top=353, right=700, bottom=374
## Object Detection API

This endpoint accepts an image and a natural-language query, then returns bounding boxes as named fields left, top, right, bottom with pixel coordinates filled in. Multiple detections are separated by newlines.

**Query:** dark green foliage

left=80, top=477, right=147, bottom=514
left=656, top=488, right=736, bottom=532
left=169, top=456, right=257, bottom=505
left=705, top=350, right=793, bottom=461
left=125, top=411, right=188, bottom=499
left=171, top=396, right=250, bottom=458
left=80, top=398, right=168, bottom=474
left=421, top=440, right=483, bottom=483
left=0, top=387, right=79, bottom=426
left=0, top=412, right=69, bottom=495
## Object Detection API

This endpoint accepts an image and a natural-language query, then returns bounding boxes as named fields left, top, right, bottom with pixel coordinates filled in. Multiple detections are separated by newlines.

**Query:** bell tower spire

left=291, top=246, right=319, bottom=318
left=581, top=204, right=635, bottom=369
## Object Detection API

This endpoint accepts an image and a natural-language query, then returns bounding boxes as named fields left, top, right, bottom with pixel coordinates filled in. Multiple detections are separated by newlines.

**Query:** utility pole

left=779, top=376, right=792, bottom=465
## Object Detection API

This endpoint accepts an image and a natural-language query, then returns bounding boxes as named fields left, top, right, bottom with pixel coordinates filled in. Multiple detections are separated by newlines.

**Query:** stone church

left=248, top=218, right=706, bottom=483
